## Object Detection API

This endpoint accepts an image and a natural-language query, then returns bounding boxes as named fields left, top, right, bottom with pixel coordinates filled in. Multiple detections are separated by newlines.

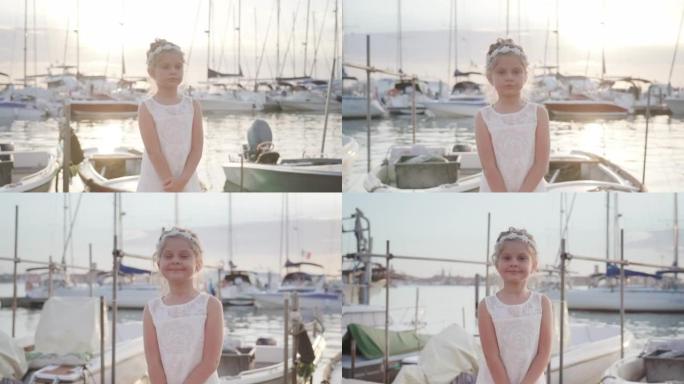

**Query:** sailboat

left=252, top=195, right=342, bottom=311
left=220, top=194, right=261, bottom=306
left=195, top=0, right=264, bottom=113
left=546, top=194, right=684, bottom=312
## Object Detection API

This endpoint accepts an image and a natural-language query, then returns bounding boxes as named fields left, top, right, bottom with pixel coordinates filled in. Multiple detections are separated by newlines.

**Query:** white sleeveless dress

left=478, top=102, right=546, bottom=192
left=137, top=95, right=202, bottom=192
left=476, top=291, right=545, bottom=384
left=148, top=292, right=220, bottom=384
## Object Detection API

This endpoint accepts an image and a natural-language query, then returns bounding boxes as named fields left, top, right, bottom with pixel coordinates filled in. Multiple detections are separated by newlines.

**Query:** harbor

left=341, top=193, right=684, bottom=384
left=0, top=193, right=343, bottom=383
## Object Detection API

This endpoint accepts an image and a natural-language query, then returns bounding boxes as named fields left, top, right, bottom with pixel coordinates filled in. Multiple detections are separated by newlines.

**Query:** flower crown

left=486, top=45, right=526, bottom=68
left=496, top=227, right=537, bottom=250
left=147, top=42, right=183, bottom=66
left=156, top=226, right=202, bottom=254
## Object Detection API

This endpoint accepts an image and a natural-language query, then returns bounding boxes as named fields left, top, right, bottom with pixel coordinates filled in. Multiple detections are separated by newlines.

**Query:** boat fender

left=296, top=330, right=315, bottom=364
left=66, top=129, right=85, bottom=165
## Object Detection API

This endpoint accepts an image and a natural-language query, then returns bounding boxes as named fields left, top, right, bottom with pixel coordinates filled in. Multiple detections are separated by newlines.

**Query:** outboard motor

left=245, top=119, right=279, bottom=164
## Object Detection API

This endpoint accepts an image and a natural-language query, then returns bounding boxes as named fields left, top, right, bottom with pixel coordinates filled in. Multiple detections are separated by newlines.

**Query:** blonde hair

left=485, top=38, right=528, bottom=75
left=146, top=38, right=184, bottom=71
left=152, top=226, right=204, bottom=294
left=492, top=227, right=538, bottom=265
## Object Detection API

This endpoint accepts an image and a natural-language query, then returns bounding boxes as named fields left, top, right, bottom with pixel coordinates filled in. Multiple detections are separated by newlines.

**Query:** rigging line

left=309, top=0, right=331, bottom=77
left=61, top=194, right=84, bottom=266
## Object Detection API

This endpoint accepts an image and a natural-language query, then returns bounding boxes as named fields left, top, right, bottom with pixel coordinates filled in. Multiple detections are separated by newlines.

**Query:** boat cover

left=0, top=329, right=28, bottom=379
left=393, top=324, right=480, bottom=384
left=34, top=296, right=104, bottom=355
left=342, top=323, right=429, bottom=360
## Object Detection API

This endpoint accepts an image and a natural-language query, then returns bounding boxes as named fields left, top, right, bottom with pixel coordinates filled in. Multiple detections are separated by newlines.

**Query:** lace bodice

left=137, top=95, right=202, bottom=192
left=148, top=292, right=219, bottom=384
left=476, top=291, right=544, bottom=384
left=478, top=102, right=546, bottom=192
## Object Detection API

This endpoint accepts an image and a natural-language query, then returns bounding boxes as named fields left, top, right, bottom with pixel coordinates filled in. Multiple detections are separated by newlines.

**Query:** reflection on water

left=0, top=111, right=342, bottom=192
left=343, top=114, right=684, bottom=191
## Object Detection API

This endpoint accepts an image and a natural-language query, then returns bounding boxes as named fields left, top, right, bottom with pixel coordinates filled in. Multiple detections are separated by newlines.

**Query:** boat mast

left=303, top=0, right=311, bottom=77
left=675, top=194, right=680, bottom=274
left=120, top=0, right=126, bottom=80
left=506, top=0, right=509, bottom=37
left=23, top=0, right=28, bottom=87
left=277, top=0, right=280, bottom=78
left=206, top=0, right=212, bottom=83
left=397, top=0, right=403, bottom=73
left=555, top=0, right=559, bottom=75
left=228, top=194, right=234, bottom=272
left=76, top=0, right=80, bottom=78
left=238, top=0, right=241, bottom=76
left=668, top=4, right=684, bottom=93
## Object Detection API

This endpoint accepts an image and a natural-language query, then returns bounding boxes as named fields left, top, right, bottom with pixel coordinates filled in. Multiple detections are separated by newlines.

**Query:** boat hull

left=546, top=287, right=684, bottom=312
left=543, top=100, right=629, bottom=119
left=223, top=161, right=341, bottom=192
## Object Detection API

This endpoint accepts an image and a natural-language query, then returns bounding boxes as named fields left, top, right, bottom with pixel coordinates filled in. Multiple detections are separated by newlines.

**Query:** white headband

left=497, top=230, right=537, bottom=250
left=487, top=46, right=526, bottom=68
left=147, top=43, right=183, bottom=66
left=156, top=227, right=202, bottom=254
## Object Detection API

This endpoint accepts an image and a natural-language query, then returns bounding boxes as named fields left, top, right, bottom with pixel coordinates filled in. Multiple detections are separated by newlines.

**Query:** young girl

left=143, top=227, right=223, bottom=384
left=475, top=39, right=550, bottom=192
left=477, top=227, right=552, bottom=384
left=138, top=39, right=203, bottom=192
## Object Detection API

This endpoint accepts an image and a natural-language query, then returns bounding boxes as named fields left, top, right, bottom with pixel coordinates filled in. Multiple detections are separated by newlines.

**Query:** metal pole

left=366, top=34, right=371, bottom=173
left=619, top=229, right=625, bottom=359
left=414, top=287, right=419, bottom=333
left=100, top=296, right=105, bottom=384
left=112, top=194, right=118, bottom=384
left=291, top=293, right=298, bottom=384
left=384, top=240, right=391, bottom=384
left=411, top=78, right=417, bottom=144
left=12, top=206, right=18, bottom=337
left=89, top=243, right=93, bottom=297
left=48, top=255, right=53, bottom=298
left=559, top=238, right=566, bottom=384
left=475, top=273, right=480, bottom=315
left=283, top=297, right=289, bottom=384
left=62, top=104, right=71, bottom=192
left=486, top=212, right=491, bottom=296
left=642, top=88, right=651, bottom=185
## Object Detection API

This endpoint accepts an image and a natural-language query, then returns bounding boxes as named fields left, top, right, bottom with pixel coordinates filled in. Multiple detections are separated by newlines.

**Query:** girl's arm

left=520, top=295, right=553, bottom=384
left=518, top=105, right=550, bottom=192
left=138, top=103, right=174, bottom=190
left=143, top=305, right=168, bottom=384
left=183, top=296, right=224, bottom=384
left=474, top=112, right=508, bottom=192
left=478, top=299, right=511, bottom=384
left=172, top=99, right=204, bottom=192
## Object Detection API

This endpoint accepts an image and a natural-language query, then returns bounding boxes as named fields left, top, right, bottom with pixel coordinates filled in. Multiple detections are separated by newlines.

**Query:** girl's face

left=158, top=237, right=199, bottom=283
left=487, top=54, right=527, bottom=98
left=149, top=51, right=184, bottom=88
left=496, top=240, right=537, bottom=283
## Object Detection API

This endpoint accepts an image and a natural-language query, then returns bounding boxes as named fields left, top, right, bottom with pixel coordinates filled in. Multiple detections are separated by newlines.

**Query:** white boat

left=196, top=90, right=264, bottom=113
left=253, top=261, right=342, bottom=311
left=423, top=95, right=487, bottom=117
left=14, top=296, right=146, bottom=383
left=220, top=270, right=262, bottom=306
left=422, top=72, right=489, bottom=118
left=546, top=268, right=684, bottom=313
left=219, top=328, right=327, bottom=384
left=0, top=146, right=61, bottom=192
left=665, top=93, right=684, bottom=115
left=0, top=100, right=46, bottom=121
left=342, top=95, right=386, bottom=119
left=600, top=338, right=684, bottom=384
left=363, top=145, right=645, bottom=192
left=78, top=147, right=142, bottom=192
left=279, top=90, right=342, bottom=113
left=222, top=119, right=341, bottom=192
